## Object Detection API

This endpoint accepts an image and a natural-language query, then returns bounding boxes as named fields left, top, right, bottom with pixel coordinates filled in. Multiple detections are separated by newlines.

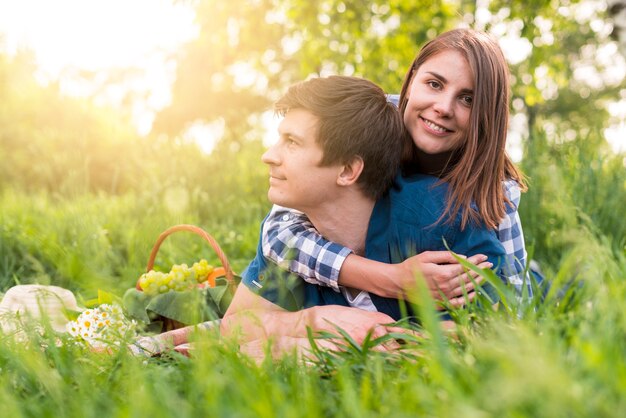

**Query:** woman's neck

left=413, top=148, right=455, bottom=177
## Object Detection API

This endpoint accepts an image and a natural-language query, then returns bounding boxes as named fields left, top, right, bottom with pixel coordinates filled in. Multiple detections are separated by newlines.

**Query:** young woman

left=261, top=28, right=531, bottom=306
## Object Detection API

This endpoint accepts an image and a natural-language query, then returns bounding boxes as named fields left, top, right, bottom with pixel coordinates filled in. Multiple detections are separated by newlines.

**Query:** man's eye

left=280, top=135, right=292, bottom=143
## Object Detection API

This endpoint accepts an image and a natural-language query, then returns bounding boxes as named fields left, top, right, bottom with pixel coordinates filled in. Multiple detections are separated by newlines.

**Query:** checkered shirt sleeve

left=262, top=182, right=533, bottom=298
left=498, top=180, right=533, bottom=298
left=261, top=205, right=352, bottom=292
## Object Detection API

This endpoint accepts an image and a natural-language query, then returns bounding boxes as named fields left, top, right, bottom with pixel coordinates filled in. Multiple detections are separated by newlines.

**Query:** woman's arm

left=262, top=205, right=488, bottom=301
left=339, top=252, right=490, bottom=304
left=262, top=205, right=351, bottom=292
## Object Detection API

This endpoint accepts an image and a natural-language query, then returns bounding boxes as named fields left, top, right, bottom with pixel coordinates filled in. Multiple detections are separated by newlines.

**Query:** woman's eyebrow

left=425, top=71, right=447, bottom=82
left=425, top=71, right=473, bottom=94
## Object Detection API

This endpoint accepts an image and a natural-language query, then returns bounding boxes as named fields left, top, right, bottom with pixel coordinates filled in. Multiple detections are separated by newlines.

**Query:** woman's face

left=403, top=49, right=474, bottom=155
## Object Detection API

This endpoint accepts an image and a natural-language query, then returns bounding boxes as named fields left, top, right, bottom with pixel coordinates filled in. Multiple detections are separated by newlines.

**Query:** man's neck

left=303, top=191, right=375, bottom=256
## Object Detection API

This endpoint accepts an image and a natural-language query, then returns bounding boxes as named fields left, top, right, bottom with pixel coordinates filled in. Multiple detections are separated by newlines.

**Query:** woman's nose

left=433, top=95, right=455, bottom=118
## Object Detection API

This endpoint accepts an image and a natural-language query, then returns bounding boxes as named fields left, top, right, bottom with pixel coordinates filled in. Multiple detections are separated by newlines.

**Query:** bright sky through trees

left=0, top=0, right=196, bottom=75
left=0, top=0, right=198, bottom=136
left=0, top=0, right=624, bottom=154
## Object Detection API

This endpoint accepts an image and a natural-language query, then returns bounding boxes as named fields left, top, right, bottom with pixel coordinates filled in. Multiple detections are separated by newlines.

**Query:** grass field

left=1, top=125, right=625, bottom=417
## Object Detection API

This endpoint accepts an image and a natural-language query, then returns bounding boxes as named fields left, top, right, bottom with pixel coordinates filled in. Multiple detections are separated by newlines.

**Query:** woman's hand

left=339, top=251, right=491, bottom=306
left=394, top=251, right=492, bottom=306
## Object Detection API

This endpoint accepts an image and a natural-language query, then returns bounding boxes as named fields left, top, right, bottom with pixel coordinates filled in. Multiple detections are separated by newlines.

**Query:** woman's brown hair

left=398, top=28, right=527, bottom=230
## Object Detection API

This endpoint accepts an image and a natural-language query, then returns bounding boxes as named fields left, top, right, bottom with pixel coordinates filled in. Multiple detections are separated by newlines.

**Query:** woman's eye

left=461, top=95, right=473, bottom=106
left=427, top=80, right=442, bottom=90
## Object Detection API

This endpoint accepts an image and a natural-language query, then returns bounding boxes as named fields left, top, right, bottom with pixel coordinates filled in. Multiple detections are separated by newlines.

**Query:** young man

left=221, top=76, right=505, bottom=354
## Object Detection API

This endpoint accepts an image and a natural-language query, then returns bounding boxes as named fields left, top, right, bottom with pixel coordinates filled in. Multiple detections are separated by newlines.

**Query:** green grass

left=1, top=130, right=625, bottom=417
left=1, top=268, right=624, bottom=418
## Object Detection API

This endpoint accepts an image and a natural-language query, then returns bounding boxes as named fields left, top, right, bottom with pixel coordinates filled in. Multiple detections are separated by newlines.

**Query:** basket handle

left=146, top=224, right=235, bottom=284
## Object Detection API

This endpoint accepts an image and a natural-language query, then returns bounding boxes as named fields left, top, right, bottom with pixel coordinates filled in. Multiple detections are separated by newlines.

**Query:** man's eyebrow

left=278, top=129, right=304, bottom=141
left=425, top=71, right=473, bottom=94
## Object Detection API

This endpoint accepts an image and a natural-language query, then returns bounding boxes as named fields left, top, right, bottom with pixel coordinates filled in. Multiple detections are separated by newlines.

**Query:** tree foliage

left=153, top=0, right=465, bottom=141
left=149, top=0, right=625, bottom=268
left=0, top=0, right=624, bottom=272
left=154, top=1, right=624, bottom=156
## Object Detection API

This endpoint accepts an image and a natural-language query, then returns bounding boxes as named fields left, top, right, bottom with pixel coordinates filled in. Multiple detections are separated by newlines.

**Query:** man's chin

left=267, top=191, right=303, bottom=212
left=267, top=190, right=288, bottom=207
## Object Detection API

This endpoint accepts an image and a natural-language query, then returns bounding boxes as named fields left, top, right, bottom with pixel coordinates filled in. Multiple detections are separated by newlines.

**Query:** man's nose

left=261, top=143, right=280, bottom=165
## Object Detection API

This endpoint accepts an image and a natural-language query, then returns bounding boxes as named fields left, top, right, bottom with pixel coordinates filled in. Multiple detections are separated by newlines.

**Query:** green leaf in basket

left=145, top=290, right=207, bottom=325
left=203, top=287, right=225, bottom=318
left=204, top=286, right=232, bottom=317
left=122, top=277, right=239, bottom=328
left=123, top=288, right=152, bottom=323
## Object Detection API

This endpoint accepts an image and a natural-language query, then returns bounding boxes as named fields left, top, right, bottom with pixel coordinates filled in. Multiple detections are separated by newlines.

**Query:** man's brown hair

left=275, top=76, right=404, bottom=200
left=398, top=28, right=526, bottom=229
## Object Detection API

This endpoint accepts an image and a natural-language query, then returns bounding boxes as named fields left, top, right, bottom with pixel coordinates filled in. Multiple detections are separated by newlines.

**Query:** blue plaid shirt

left=261, top=180, right=532, bottom=299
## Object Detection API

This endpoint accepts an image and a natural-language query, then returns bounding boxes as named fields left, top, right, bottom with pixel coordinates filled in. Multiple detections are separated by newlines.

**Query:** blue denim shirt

left=242, top=173, right=506, bottom=320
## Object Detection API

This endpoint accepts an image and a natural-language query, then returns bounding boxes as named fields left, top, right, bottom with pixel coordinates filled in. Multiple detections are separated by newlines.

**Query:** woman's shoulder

left=502, top=179, right=521, bottom=211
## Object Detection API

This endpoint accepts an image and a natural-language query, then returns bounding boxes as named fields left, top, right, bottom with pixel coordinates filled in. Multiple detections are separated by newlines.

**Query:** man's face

left=261, top=108, right=342, bottom=212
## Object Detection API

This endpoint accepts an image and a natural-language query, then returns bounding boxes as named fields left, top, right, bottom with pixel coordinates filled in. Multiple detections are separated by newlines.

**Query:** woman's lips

left=420, top=117, right=453, bottom=135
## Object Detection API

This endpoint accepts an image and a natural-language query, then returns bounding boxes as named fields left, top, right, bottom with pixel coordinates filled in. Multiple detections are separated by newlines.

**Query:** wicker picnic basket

left=145, top=224, right=236, bottom=284
left=129, top=224, right=238, bottom=331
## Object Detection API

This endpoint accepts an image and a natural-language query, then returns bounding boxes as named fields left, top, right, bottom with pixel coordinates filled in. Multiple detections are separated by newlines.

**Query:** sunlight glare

left=0, top=0, right=198, bottom=136
left=0, top=0, right=197, bottom=76
left=605, top=99, right=626, bottom=154
left=183, top=119, right=226, bottom=155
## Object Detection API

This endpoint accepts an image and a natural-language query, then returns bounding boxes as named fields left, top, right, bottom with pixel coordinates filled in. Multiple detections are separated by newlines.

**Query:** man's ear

left=337, top=156, right=364, bottom=186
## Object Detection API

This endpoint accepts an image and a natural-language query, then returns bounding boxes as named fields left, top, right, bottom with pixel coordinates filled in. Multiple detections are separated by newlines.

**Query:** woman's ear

left=337, top=156, right=364, bottom=186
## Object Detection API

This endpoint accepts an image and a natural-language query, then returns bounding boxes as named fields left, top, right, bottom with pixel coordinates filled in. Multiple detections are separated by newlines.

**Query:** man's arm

left=221, top=283, right=306, bottom=342
left=221, top=283, right=404, bottom=346
left=262, top=205, right=484, bottom=300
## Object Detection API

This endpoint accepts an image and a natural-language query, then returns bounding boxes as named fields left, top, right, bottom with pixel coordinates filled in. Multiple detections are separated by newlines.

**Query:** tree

left=155, top=1, right=623, bottom=154
left=152, top=0, right=463, bottom=143
left=608, top=0, right=626, bottom=55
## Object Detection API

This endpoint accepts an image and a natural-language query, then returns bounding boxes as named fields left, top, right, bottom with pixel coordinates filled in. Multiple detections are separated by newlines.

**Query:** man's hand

left=304, top=305, right=412, bottom=346
left=221, top=284, right=422, bottom=358
left=239, top=336, right=341, bottom=364
left=238, top=306, right=420, bottom=363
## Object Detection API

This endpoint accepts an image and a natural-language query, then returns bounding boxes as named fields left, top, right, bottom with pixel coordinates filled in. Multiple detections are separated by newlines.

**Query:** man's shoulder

left=394, top=173, right=447, bottom=191
left=241, top=243, right=270, bottom=291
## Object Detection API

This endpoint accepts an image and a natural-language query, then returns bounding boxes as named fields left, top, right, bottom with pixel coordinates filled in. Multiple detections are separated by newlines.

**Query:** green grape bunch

left=137, top=259, right=215, bottom=296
